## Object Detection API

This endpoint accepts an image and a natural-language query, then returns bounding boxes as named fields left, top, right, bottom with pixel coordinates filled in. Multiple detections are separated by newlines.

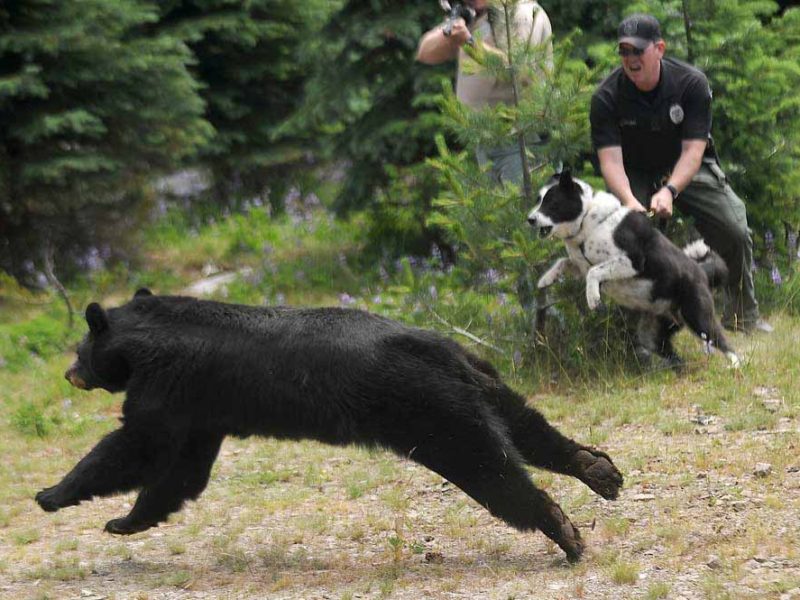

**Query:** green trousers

left=476, top=144, right=526, bottom=187
left=627, top=159, right=760, bottom=327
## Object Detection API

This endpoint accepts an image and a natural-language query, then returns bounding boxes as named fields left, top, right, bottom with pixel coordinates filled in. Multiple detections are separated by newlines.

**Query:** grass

left=1, top=199, right=799, bottom=598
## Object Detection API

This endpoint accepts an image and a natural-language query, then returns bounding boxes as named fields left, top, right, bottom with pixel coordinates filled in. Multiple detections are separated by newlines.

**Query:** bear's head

left=65, top=289, right=152, bottom=392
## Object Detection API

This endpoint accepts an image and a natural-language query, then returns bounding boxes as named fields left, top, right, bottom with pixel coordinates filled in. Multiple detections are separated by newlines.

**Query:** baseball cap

left=618, top=14, right=663, bottom=49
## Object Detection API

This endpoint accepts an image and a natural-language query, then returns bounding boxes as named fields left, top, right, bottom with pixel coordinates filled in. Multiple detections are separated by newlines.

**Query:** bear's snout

left=65, top=365, right=87, bottom=389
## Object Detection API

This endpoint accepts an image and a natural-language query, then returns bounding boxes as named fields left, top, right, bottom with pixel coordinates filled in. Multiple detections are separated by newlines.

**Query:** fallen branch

left=429, top=310, right=506, bottom=355
left=42, top=241, right=74, bottom=329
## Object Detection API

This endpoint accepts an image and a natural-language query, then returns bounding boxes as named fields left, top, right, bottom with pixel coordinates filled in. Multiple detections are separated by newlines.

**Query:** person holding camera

left=416, top=1, right=553, bottom=186
left=590, top=14, right=771, bottom=333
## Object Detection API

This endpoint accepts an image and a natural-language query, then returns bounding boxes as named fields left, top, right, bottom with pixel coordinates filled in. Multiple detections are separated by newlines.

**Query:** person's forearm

left=665, top=140, right=706, bottom=193
left=597, top=148, right=641, bottom=208
left=416, top=27, right=460, bottom=64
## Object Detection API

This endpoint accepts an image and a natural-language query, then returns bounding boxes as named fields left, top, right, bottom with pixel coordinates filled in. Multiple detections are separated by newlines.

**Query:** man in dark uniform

left=590, top=14, right=771, bottom=333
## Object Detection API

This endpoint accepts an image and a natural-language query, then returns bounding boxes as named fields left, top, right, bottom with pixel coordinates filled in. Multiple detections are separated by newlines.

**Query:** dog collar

left=563, top=210, right=589, bottom=242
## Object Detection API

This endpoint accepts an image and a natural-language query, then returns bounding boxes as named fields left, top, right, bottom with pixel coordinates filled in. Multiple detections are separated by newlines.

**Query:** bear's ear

left=86, top=303, right=109, bottom=335
left=134, top=288, right=153, bottom=298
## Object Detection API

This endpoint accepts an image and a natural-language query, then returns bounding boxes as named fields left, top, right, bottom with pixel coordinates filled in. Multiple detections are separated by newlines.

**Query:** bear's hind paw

left=571, top=449, right=624, bottom=500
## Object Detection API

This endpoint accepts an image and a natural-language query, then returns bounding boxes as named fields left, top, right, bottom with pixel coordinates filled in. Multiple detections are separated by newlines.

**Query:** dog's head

left=527, top=170, right=593, bottom=239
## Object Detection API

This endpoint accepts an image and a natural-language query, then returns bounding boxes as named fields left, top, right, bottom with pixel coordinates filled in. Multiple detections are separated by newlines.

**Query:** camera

left=439, top=1, right=477, bottom=40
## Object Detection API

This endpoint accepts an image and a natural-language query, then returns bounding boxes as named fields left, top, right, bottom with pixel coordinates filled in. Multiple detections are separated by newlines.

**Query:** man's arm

left=597, top=146, right=647, bottom=212
left=650, top=139, right=706, bottom=218
left=416, top=19, right=470, bottom=64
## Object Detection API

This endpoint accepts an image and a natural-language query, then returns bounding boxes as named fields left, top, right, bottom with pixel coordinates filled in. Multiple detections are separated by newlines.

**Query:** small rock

left=690, top=415, right=715, bottom=426
left=754, top=463, right=772, bottom=477
left=707, top=555, right=722, bottom=570
left=763, top=398, right=783, bottom=413
left=632, top=493, right=656, bottom=502
left=425, top=551, right=444, bottom=564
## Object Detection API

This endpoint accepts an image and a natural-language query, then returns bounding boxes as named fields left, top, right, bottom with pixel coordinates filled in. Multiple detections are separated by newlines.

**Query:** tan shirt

left=456, top=1, right=552, bottom=109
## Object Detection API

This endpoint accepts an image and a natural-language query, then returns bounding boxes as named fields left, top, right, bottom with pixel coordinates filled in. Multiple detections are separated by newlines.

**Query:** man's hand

left=445, top=18, right=472, bottom=46
left=625, top=198, right=648, bottom=213
left=650, top=187, right=673, bottom=218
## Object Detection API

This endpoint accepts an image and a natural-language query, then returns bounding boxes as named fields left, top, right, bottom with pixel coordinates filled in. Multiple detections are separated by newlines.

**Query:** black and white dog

left=527, top=171, right=739, bottom=368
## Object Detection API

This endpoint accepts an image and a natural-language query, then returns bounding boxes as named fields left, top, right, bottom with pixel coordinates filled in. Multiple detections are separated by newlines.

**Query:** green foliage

left=0, top=0, right=212, bottom=284
left=155, top=0, right=335, bottom=208
left=427, top=30, right=606, bottom=357
left=0, top=313, right=72, bottom=372
left=11, top=401, right=51, bottom=438
left=288, top=0, right=453, bottom=254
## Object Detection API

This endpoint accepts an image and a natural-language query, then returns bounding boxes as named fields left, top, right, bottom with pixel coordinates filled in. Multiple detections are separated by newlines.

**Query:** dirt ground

left=3, top=407, right=799, bottom=600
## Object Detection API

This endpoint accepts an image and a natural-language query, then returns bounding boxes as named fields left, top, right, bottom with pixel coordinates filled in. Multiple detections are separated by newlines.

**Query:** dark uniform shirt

left=590, top=57, right=714, bottom=176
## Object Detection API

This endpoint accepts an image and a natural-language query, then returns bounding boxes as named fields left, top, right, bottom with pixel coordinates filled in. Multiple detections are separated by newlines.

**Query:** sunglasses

left=618, top=44, right=651, bottom=57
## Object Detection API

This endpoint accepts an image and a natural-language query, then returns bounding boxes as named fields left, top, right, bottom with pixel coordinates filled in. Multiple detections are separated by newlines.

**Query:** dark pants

left=627, top=160, right=760, bottom=327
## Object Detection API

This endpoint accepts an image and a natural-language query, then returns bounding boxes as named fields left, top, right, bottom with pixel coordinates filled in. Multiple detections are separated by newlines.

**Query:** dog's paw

left=35, top=486, right=79, bottom=513
left=536, top=275, right=553, bottom=289
left=104, top=517, right=156, bottom=535
left=572, top=448, right=624, bottom=500
left=585, top=285, right=602, bottom=310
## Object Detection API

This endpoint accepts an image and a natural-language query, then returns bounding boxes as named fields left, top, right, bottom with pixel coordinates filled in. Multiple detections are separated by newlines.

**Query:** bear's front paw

left=104, top=517, right=155, bottom=535
left=572, top=448, right=624, bottom=500
left=35, top=486, right=79, bottom=512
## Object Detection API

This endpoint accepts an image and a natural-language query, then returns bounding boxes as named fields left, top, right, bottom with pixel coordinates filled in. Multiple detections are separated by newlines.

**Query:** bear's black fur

left=36, top=290, right=623, bottom=561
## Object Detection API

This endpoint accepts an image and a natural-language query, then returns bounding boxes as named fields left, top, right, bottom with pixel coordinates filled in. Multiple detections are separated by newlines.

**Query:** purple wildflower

left=771, top=266, right=782, bottom=286
left=339, top=293, right=357, bottom=306
left=483, top=268, right=501, bottom=285
left=428, top=285, right=438, bottom=300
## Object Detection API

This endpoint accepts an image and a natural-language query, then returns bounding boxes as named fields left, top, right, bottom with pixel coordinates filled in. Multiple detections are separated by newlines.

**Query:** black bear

left=36, top=289, right=623, bottom=562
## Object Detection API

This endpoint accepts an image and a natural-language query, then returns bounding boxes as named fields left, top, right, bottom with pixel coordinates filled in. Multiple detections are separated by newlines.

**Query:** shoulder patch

left=669, top=104, right=684, bottom=124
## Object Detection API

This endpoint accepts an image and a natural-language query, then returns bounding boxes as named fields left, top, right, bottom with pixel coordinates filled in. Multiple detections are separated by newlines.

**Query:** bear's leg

left=105, top=430, right=224, bottom=535
left=407, top=412, right=585, bottom=561
left=493, top=387, right=623, bottom=500
left=36, top=424, right=184, bottom=512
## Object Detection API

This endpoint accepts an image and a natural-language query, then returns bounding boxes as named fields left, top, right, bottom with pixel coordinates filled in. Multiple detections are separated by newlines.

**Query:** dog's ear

left=134, top=288, right=153, bottom=299
left=86, top=303, right=109, bottom=335
left=558, top=170, right=574, bottom=188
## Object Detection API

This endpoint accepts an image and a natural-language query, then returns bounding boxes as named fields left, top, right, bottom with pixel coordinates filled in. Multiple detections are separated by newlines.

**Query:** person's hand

left=445, top=19, right=472, bottom=46
left=625, top=198, right=648, bottom=213
left=650, top=187, right=673, bottom=218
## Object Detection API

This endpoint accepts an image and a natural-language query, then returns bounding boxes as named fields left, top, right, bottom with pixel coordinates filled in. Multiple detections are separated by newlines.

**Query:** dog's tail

left=683, top=240, right=728, bottom=288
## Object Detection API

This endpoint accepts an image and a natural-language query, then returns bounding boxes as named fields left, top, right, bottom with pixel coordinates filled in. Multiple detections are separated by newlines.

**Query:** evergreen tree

left=289, top=0, right=455, bottom=257
left=154, top=0, right=333, bottom=211
left=427, top=1, right=610, bottom=352
left=0, top=0, right=211, bottom=285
